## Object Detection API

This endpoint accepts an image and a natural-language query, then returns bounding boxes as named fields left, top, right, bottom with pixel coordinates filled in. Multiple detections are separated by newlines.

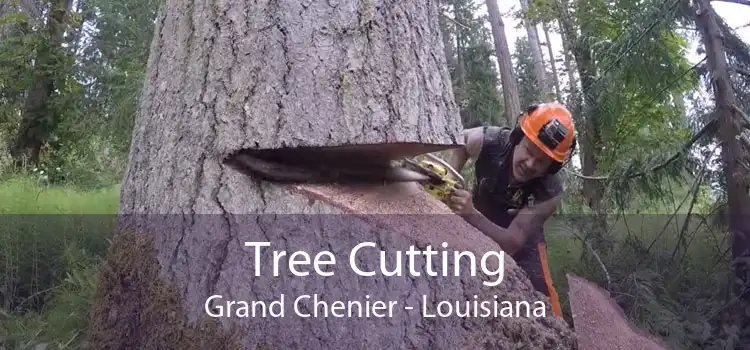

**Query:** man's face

left=511, top=136, right=555, bottom=182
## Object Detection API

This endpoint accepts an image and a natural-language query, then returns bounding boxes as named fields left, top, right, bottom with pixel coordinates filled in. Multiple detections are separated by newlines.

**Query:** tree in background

left=1, top=0, right=750, bottom=348
left=442, top=0, right=505, bottom=128
left=513, top=37, right=543, bottom=108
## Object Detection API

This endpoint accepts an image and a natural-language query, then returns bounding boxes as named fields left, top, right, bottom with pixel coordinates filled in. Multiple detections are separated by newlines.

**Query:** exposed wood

left=567, top=274, right=671, bottom=350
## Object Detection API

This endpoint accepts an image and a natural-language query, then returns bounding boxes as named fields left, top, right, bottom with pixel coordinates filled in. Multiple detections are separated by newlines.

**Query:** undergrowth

left=0, top=175, right=119, bottom=349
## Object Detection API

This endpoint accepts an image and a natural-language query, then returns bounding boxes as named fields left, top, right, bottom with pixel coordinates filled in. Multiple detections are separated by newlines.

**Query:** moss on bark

left=86, top=228, right=242, bottom=350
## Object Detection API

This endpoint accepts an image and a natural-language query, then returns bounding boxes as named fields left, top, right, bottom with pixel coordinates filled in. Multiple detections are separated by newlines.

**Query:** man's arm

left=463, top=195, right=560, bottom=255
left=459, top=208, right=528, bottom=255
left=447, top=126, right=527, bottom=253
left=510, top=195, right=561, bottom=236
left=446, top=127, right=484, bottom=173
left=507, top=176, right=565, bottom=245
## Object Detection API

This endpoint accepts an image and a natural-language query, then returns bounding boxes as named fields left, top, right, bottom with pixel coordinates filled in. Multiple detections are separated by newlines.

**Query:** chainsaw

left=223, top=147, right=466, bottom=203
left=398, top=153, right=466, bottom=202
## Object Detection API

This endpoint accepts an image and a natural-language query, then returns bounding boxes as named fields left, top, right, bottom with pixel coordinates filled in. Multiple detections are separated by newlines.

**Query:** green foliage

left=458, top=44, right=504, bottom=127
left=2, top=245, right=100, bottom=349
left=0, top=176, right=118, bottom=348
left=80, top=0, right=160, bottom=154
left=549, top=190, right=737, bottom=349
left=0, top=0, right=743, bottom=348
left=444, top=0, right=505, bottom=127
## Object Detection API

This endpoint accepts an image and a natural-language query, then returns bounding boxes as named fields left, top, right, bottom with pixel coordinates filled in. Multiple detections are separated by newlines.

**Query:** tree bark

left=694, top=0, right=750, bottom=346
left=485, top=0, right=521, bottom=125
left=87, top=0, right=577, bottom=348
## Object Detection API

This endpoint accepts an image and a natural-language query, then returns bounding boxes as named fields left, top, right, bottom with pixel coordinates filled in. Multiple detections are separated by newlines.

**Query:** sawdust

left=292, top=182, right=578, bottom=349
left=296, top=182, right=671, bottom=349
left=567, top=273, right=671, bottom=350
left=293, top=181, right=501, bottom=252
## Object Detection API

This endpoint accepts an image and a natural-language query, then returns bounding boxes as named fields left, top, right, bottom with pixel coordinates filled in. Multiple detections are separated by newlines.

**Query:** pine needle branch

left=566, top=118, right=718, bottom=181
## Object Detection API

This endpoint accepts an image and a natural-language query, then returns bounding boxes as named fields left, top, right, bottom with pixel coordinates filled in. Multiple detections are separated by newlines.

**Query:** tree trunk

left=519, top=0, right=549, bottom=100
left=438, top=2, right=457, bottom=74
left=485, top=0, right=521, bottom=125
left=556, top=1, right=610, bottom=254
left=453, top=0, right=467, bottom=88
left=9, top=0, right=71, bottom=167
left=694, top=0, right=750, bottom=346
left=559, top=24, right=578, bottom=107
left=86, top=0, right=577, bottom=348
left=542, top=23, right=563, bottom=102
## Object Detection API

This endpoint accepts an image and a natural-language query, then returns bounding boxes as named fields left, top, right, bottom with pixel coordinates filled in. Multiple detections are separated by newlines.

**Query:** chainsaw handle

left=424, top=153, right=466, bottom=188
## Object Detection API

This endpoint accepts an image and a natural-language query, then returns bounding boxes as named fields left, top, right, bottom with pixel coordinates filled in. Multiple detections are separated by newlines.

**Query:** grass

left=0, top=175, right=120, bottom=349
left=0, top=176, right=120, bottom=214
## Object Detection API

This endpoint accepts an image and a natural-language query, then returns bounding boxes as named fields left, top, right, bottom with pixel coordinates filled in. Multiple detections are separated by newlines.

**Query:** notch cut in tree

left=117, top=0, right=470, bottom=214
left=88, top=0, right=579, bottom=348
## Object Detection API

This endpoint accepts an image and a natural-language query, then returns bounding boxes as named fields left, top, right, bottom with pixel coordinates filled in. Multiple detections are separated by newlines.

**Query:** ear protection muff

left=547, top=135, right=576, bottom=174
left=510, top=104, right=577, bottom=175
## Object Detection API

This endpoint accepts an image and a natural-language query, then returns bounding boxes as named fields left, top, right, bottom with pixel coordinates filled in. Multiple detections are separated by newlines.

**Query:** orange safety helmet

left=518, top=103, right=576, bottom=164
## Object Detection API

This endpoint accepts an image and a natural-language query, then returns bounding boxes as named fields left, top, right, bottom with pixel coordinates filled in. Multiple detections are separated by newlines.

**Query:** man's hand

left=447, top=188, right=476, bottom=215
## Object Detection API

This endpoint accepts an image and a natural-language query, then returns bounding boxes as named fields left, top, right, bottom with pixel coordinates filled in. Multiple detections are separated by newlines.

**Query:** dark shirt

left=471, top=126, right=563, bottom=261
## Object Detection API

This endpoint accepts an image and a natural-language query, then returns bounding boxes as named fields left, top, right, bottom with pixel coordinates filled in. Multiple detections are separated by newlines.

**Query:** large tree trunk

left=694, top=0, right=750, bottom=346
left=519, top=0, right=549, bottom=100
left=485, top=0, right=521, bottom=125
left=86, top=0, right=577, bottom=348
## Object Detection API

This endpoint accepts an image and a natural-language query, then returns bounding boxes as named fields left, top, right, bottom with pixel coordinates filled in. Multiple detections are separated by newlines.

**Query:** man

left=445, top=102, right=577, bottom=319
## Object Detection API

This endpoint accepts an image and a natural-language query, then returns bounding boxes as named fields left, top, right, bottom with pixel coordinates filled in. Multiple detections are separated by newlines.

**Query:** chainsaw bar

left=224, top=150, right=431, bottom=185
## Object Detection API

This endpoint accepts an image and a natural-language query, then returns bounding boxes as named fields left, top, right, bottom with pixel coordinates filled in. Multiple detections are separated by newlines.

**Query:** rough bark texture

left=694, top=0, right=750, bottom=346
left=485, top=0, right=521, bottom=125
left=120, top=0, right=464, bottom=214
left=90, top=0, right=580, bottom=348
left=567, top=274, right=670, bottom=350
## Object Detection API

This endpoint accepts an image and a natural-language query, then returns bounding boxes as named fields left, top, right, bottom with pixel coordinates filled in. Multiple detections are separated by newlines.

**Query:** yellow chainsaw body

left=414, top=159, right=461, bottom=202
